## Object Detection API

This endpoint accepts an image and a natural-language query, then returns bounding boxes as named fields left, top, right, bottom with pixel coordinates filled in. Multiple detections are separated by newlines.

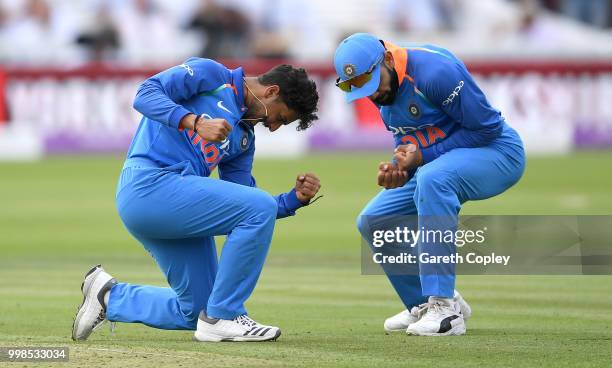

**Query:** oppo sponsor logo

left=442, top=80, right=464, bottom=106
left=388, top=123, right=434, bottom=136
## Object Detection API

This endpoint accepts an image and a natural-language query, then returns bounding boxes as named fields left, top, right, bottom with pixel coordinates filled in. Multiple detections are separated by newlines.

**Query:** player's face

left=369, top=62, right=399, bottom=106
left=262, top=100, right=297, bottom=132
left=243, top=85, right=296, bottom=132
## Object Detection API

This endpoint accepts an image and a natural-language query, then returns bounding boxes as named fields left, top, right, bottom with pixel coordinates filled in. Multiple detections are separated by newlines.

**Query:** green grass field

left=1, top=152, right=611, bottom=367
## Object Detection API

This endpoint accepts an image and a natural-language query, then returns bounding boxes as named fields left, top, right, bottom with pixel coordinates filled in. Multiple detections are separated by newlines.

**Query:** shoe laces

left=423, top=298, right=454, bottom=319
left=428, top=302, right=442, bottom=314
left=90, top=309, right=107, bottom=332
left=410, top=303, right=429, bottom=319
left=93, top=310, right=105, bottom=327
left=90, top=310, right=117, bottom=335
left=234, top=315, right=257, bottom=329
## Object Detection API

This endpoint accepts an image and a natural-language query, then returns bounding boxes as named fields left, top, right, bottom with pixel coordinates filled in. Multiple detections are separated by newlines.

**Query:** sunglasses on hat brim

left=335, top=54, right=383, bottom=93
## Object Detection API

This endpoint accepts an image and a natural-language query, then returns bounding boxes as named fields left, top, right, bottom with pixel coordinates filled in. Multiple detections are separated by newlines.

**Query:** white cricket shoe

left=384, top=289, right=471, bottom=332
left=71, top=265, right=117, bottom=341
left=194, top=311, right=281, bottom=342
left=384, top=305, right=427, bottom=333
left=406, top=296, right=466, bottom=336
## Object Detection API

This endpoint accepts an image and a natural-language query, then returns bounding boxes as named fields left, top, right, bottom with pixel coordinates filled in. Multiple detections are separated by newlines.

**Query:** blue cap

left=334, top=33, right=385, bottom=103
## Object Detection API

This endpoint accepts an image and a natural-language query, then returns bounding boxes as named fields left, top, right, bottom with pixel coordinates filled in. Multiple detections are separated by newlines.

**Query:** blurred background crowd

left=1, top=0, right=612, bottom=67
left=1, top=0, right=611, bottom=160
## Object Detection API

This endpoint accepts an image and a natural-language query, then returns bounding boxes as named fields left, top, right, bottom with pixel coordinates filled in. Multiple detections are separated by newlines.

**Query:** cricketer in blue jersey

left=72, top=59, right=321, bottom=342
left=334, top=33, right=525, bottom=336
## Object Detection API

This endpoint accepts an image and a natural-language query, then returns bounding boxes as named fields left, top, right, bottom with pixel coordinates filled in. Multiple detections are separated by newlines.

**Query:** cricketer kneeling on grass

left=72, top=58, right=321, bottom=342
left=334, top=33, right=525, bottom=336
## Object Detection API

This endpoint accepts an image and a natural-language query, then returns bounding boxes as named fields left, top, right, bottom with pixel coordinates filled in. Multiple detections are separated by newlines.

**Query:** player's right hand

left=377, top=162, right=408, bottom=189
left=295, top=173, right=321, bottom=204
left=195, top=116, right=232, bottom=142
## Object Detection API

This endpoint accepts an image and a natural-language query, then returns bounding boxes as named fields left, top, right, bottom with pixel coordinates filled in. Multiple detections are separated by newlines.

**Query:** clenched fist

left=377, top=162, right=408, bottom=189
left=195, top=116, right=232, bottom=142
left=180, top=113, right=232, bottom=142
left=295, top=173, right=321, bottom=204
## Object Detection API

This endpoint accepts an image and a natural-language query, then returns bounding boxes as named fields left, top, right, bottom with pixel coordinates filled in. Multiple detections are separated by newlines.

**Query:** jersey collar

left=230, top=67, right=246, bottom=117
left=383, top=40, right=410, bottom=87
left=231, top=67, right=257, bottom=131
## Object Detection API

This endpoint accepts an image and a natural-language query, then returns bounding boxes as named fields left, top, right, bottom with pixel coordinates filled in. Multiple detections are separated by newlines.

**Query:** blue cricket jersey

left=379, top=41, right=523, bottom=163
left=125, top=57, right=304, bottom=218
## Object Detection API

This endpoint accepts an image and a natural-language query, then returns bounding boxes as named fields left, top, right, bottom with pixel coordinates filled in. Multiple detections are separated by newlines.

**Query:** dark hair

left=258, top=64, right=319, bottom=130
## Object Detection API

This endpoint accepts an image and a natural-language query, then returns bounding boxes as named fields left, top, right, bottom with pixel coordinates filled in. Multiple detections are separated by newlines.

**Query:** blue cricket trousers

left=357, top=127, right=525, bottom=308
left=106, top=159, right=277, bottom=330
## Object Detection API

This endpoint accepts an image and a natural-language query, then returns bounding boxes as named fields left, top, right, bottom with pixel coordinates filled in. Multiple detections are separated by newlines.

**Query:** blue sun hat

left=333, top=33, right=386, bottom=103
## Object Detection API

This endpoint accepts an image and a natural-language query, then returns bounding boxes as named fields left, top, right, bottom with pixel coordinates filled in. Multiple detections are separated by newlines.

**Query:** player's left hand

left=295, top=173, right=321, bottom=204
left=394, top=144, right=424, bottom=172
left=377, top=162, right=408, bottom=189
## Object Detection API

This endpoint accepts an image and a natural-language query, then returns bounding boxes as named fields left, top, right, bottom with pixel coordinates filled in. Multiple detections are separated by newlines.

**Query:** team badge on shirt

left=343, top=64, right=356, bottom=78
left=240, top=132, right=249, bottom=150
left=409, top=103, right=421, bottom=119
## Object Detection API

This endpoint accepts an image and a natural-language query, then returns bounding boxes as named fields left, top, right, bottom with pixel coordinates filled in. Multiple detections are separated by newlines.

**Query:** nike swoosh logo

left=217, top=100, right=232, bottom=114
